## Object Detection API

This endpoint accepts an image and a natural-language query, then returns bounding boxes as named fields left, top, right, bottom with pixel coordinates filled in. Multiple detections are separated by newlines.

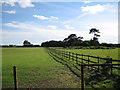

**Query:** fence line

left=47, top=48, right=120, bottom=72
left=47, top=47, right=120, bottom=89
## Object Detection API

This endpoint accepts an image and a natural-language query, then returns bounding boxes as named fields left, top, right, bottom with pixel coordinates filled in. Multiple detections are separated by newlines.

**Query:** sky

left=1, top=0, right=119, bottom=45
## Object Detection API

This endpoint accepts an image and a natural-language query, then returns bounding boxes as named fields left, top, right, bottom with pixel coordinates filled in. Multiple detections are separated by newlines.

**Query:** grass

left=2, top=47, right=120, bottom=88
left=2, top=47, right=80, bottom=88
left=49, top=47, right=120, bottom=88
left=57, top=47, right=119, bottom=60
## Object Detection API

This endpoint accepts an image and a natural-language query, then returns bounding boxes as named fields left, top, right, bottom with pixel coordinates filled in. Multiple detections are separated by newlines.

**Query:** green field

left=2, top=47, right=80, bottom=88
left=2, top=47, right=120, bottom=88
left=48, top=47, right=120, bottom=88
left=57, top=47, right=119, bottom=60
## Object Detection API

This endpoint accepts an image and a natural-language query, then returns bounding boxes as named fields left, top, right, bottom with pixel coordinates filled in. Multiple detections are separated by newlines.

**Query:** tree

left=89, top=28, right=100, bottom=46
left=63, top=34, right=84, bottom=47
left=23, top=40, right=33, bottom=47
left=89, top=28, right=100, bottom=41
left=78, top=36, right=83, bottom=40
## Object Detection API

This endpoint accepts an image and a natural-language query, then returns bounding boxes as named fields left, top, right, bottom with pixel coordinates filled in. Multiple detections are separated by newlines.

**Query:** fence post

left=88, top=55, right=89, bottom=70
left=69, top=52, right=70, bottom=60
left=13, top=66, right=18, bottom=90
left=62, top=51, right=64, bottom=57
left=72, top=53, right=74, bottom=61
left=82, top=54, right=83, bottom=64
left=81, top=65, right=84, bottom=90
left=76, top=54, right=78, bottom=64
left=64, top=51, right=65, bottom=58
left=110, top=58, right=113, bottom=75
left=98, top=57, right=99, bottom=71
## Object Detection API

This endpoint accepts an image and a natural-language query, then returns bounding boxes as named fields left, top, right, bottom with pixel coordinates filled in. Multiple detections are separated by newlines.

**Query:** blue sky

left=1, top=0, right=118, bottom=45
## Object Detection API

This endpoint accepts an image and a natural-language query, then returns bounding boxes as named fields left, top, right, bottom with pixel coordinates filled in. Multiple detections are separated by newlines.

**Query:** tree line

left=1, top=28, right=120, bottom=48
left=41, top=28, right=119, bottom=47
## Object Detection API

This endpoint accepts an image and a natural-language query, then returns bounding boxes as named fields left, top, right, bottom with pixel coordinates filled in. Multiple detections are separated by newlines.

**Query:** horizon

left=1, top=1, right=118, bottom=45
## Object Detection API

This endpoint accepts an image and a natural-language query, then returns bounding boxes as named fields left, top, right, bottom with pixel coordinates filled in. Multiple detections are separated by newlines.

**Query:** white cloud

left=108, top=9, right=117, bottom=13
left=4, top=23, right=18, bottom=28
left=48, top=25, right=58, bottom=29
left=4, top=10, right=16, bottom=14
left=81, top=4, right=105, bottom=14
left=3, top=22, right=86, bottom=45
left=33, top=15, right=49, bottom=20
left=84, top=1, right=91, bottom=4
left=12, top=21, right=17, bottom=23
left=64, top=25, right=74, bottom=29
left=1, top=0, right=34, bottom=8
left=33, top=15, right=59, bottom=21
left=1, top=0, right=17, bottom=6
left=49, top=16, right=59, bottom=21
left=81, top=4, right=114, bottom=14
left=18, top=0, right=34, bottom=8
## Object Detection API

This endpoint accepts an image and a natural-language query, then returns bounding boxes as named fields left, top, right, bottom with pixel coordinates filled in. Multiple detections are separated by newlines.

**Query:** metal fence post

left=13, top=66, right=18, bottom=90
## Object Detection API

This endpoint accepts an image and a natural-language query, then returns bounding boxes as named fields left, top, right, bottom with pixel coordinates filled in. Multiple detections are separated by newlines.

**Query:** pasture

left=48, top=47, right=120, bottom=88
left=57, top=47, right=119, bottom=60
left=2, top=47, right=80, bottom=88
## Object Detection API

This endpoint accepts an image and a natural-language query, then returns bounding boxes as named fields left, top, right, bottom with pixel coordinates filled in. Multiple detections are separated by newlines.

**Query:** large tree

left=89, top=28, right=100, bottom=41
left=89, top=28, right=100, bottom=46
left=23, top=40, right=32, bottom=46
left=63, top=34, right=83, bottom=47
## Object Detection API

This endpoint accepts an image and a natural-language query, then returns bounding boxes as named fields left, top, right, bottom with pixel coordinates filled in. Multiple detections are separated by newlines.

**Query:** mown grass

left=2, top=47, right=80, bottom=88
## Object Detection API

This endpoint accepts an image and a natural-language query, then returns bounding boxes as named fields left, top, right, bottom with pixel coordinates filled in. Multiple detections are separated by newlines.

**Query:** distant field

left=2, top=47, right=80, bottom=88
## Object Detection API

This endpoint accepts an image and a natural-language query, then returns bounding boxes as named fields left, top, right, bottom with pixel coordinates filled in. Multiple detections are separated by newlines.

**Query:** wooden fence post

left=76, top=54, right=78, bottom=64
left=13, top=66, right=18, bottom=90
left=64, top=51, right=65, bottom=58
left=81, top=65, right=84, bottom=90
left=62, top=51, right=64, bottom=57
left=69, top=52, right=70, bottom=60
left=110, top=58, right=113, bottom=75
left=82, top=54, right=83, bottom=64
left=98, top=57, right=99, bottom=71
left=88, top=55, right=89, bottom=70
left=72, top=53, right=74, bottom=61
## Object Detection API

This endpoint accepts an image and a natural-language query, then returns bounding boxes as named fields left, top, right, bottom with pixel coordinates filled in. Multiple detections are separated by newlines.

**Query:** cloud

left=3, top=21, right=118, bottom=45
left=81, top=4, right=114, bottom=14
left=48, top=25, right=58, bottom=29
left=49, top=16, right=59, bottom=21
left=18, top=0, right=34, bottom=8
left=84, top=1, right=91, bottom=4
left=1, top=0, right=17, bottom=6
left=3, top=21, right=87, bottom=45
left=33, top=15, right=59, bottom=21
left=81, top=4, right=105, bottom=14
left=12, top=21, right=17, bottom=23
left=108, top=9, right=117, bottom=13
left=1, top=0, right=34, bottom=8
left=33, top=15, right=49, bottom=20
left=64, top=25, right=74, bottom=29
left=4, top=10, right=16, bottom=14
left=4, top=23, right=18, bottom=28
